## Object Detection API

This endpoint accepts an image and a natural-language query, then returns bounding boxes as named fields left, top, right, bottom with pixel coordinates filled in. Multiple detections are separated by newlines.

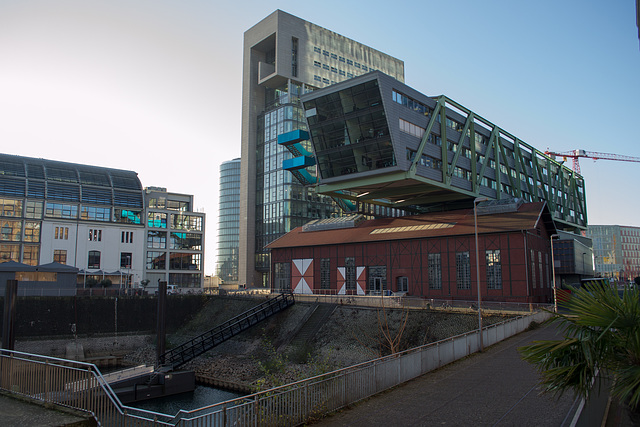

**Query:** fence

left=161, top=310, right=552, bottom=426
left=0, top=350, right=175, bottom=426
left=1, top=310, right=551, bottom=426
left=291, top=292, right=550, bottom=314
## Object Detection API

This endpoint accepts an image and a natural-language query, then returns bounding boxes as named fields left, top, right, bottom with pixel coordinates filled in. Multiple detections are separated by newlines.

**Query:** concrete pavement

left=0, top=391, right=95, bottom=426
left=316, top=323, right=580, bottom=426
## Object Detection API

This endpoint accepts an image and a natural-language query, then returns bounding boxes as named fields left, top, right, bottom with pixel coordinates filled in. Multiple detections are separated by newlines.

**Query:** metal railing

left=1, top=308, right=550, bottom=426
left=155, top=310, right=552, bottom=426
left=0, top=350, right=179, bottom=425
left=159, top=292, right=295, bottom=370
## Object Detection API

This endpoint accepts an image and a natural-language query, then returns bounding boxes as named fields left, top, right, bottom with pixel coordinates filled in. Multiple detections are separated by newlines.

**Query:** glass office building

left=216, top=158, right=241, bottom=284
left=239, top=10, right=404, bottom=287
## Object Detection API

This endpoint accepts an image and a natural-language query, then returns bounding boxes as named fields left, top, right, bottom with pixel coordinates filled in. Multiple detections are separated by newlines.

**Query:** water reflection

left=130, top=385, right=242, bottom=418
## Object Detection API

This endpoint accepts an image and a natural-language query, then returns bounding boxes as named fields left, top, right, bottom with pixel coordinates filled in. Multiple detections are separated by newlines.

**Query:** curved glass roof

left=0, top=153, right=144, bottom=208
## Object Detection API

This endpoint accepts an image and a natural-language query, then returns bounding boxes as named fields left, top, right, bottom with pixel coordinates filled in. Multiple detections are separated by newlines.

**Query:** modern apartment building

left=215, top=158, right=240, bottom=284
left=0, top=153, right=205, bottom=291
left=586, top=225, right=640, bottom=281
left=239, top=10, right=405, bottom=287
left=144, top=187, right=205, bottom=292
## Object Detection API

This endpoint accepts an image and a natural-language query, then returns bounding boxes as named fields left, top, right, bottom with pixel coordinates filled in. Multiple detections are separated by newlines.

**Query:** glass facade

left=255, top=81, right=341, bottom=279
left=216, top=159, right=240, bottom=284
left=304, top=79, right=395, bottom=179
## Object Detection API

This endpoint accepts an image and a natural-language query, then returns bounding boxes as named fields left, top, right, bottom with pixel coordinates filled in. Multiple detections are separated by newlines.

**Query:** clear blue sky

left=1, top=0, right=638, bottom=274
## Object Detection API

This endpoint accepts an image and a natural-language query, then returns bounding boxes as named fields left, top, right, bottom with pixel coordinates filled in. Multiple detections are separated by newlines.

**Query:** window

left=54, top=249, right=67, bottom=264
left=531, top=249, right=536, bottom=288
left=80, top=206, right=111, bottom=222
left=146, top=251, right=166, bottom=270
left=347, top=59, right=353, bottom=65
left=55, top=226, right=69, bottom=240
left=25, top=201, right=43, bottom=219
left=539, top=252, right=544, bottom=289
left=320, top=258, right=331, bottom=290
left=0, top=220, right=21, bottom=241
left=314, top=46, right=321, bottom=54
left=330, top=53, right=337, bottom=59
left=0, top=244, right=19, bottom=262
left=121, top=231, right=134, bottom=244
left=486, top=250, right=502, bottom=289
left=148, top=212, right=167, bottom=228
left=322, top=64, right=330, bottom=70
left=170, top=252, right=201, bottom=270
left=428, top=253, right=442, bottom=289
left=0, top=198, right=22, bottom=217
left=274, top=262, right=291, bottom=291
left=345, top=257, right=356, bottom=290
left=24, top=222, right=40, bottom=242
left=22, top=245, right=38, bottom=266
left=397, top=276, right=408, bottom=293
left=147, top=230, right=167, bottom=249
left=120, top=252, right=132, bottom=268
left=45, top=202, right=78, bottom=219
left=456, top=251, right=471, bottom=289
left=314, top=60, right=321, bottom=67
left=88, top=250, right=101, bottom=269
left=88, top=229, right=102, bottom=242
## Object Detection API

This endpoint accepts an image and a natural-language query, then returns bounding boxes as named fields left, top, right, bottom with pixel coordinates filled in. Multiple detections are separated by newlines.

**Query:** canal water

left=128, top=385, right=243, bottom=418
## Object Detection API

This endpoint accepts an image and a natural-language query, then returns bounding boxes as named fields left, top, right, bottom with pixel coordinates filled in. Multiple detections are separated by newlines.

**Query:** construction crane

left=544, top=149, right=640, bottom=174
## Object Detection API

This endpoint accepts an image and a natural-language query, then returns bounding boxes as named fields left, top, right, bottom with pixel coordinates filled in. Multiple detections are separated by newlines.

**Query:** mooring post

left=2, top=280, right=18, bottom=351
left=156, top=281, right=167, bottom=366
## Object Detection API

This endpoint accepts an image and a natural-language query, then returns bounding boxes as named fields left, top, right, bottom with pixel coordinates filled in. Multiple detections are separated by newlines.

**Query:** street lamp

left=550, top=234, right=559, bottom=313
left=474, top=197, right=488, bottom=352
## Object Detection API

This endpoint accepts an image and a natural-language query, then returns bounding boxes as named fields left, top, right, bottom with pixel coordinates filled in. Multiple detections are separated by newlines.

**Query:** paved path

left=317, top=324, right=580, bottom=427
left=0, top=391, right=93, bottom=426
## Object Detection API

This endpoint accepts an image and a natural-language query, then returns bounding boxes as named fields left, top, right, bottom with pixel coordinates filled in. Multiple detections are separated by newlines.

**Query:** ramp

left=159, top=293, right=295, bottom=371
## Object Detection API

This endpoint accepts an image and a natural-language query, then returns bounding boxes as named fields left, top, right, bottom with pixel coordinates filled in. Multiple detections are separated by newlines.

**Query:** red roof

left=267, top=202, right=554, bottom=249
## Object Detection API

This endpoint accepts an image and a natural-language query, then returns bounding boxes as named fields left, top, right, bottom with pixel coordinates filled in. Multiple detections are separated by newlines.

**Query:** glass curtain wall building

left=239, top=10, right=404, bottom=287
left=216, top=158, right=241, bottom=284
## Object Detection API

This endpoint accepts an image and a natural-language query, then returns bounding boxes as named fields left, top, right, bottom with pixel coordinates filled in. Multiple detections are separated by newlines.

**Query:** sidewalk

left=316, top=324, right=580, bottom=426
left=0, top=391, right=94, bottom=426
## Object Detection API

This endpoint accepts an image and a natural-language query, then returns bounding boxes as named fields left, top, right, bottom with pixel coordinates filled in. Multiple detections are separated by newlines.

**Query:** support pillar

left=2, top=280, right=18, bottom=351
left=156, top=281, right=167, bottom=366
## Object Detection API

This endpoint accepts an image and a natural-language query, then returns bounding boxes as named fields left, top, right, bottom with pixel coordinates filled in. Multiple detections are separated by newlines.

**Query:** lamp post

left=550, top=234, right=559, bottom=313
left=474, top=197, right=488, bottom=352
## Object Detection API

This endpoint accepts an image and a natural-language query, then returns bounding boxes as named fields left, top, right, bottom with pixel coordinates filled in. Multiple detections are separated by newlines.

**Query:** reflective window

left=0, top=220, right=21, bottom=241
left=146, top=251, right=166, bottom=269
left=170, top=252, right=201, bottom=270
left=22, top=245, right=38, bottom=266
left=147, top=230, right=167, bottom=249
left=170, top=232, right=202, bottom=250
left=428, top=253, right=442, bottom=289
left=0, top=198, right=22, bottom=217
left=24, top=222, right=40, bottom=242
left=148, top=212, right=167, bottom=228
left=486, top=250, right=502, bottom=289
left=115, top=209, right=141, bottom=224
left=0, top=244, right=19, bottom=262
left=45, top=202, right=78, bottom=219
left=81, top=206, right=111, bottom=222
left=171, top=214, right=203, bottom=231
left=304, top=80, right=395, bottom=179
left=54, top=249, right=67, bottom=264
left=120, top=252, right=132, bottom=268
left=25, top=201, right=43, bottom=219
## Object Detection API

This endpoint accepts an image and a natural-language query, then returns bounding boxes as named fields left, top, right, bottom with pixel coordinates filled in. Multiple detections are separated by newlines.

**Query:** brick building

left=268, top=200, right=556, bottom=304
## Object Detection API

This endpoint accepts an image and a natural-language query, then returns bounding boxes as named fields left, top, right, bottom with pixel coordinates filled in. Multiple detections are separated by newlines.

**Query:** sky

left=1, top=0, right=638, bottom=275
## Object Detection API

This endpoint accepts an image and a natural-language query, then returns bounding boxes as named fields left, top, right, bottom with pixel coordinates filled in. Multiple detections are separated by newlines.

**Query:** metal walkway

left=158, top=293, right=295, bottom=371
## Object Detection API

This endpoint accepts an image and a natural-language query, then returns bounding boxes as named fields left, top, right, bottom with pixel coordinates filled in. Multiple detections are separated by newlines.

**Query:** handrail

left=159, top=292, right=295, bottom=370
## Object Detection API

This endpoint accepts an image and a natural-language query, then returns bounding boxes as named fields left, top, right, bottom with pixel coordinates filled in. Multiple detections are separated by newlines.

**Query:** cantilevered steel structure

left=299, top=71, right=586, bottom=230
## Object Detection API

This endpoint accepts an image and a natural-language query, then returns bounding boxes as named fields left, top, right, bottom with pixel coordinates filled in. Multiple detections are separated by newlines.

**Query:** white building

left=0, top=154, right=204, bottom=292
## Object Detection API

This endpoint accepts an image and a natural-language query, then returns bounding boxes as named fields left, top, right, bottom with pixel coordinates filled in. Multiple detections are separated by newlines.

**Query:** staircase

left=289, top=303, right=336, bottom=349
left=158, top=293, right=295, bottom=371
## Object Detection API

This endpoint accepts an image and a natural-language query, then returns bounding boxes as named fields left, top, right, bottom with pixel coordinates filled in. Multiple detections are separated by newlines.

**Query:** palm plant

left=519, top=282, right=640, bottom=410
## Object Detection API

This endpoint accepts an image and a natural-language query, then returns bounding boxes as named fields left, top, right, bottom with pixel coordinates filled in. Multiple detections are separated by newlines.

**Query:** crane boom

left=543, top=149, right=640, bottom=173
